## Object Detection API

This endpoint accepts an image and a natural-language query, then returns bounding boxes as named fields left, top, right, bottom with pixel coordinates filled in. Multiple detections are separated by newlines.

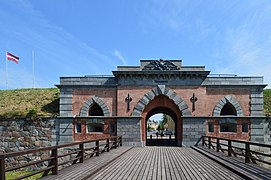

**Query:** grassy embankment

left=264, top=89, right=271, bottom=116
left=0, top=88, right=59, bottom=118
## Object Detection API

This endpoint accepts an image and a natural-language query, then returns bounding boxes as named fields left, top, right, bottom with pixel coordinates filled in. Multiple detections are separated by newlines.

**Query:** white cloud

left=114, top=50, right=127, bottom=65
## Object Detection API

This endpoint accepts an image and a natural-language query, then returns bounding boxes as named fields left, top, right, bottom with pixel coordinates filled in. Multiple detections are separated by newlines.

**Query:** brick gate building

left=56, top=59, right=267, bottom=146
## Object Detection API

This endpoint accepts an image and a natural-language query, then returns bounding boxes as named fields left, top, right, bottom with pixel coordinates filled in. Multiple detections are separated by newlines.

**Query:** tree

left=157, top=124, right=161, bottom=132
left=147, top=124, right=151, bottom=132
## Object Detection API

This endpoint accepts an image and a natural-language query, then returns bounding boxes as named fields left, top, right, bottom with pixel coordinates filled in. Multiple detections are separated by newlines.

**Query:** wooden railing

left=0, top=136, right=122, bottom=180
left=199, top=136, right=271, bottom=166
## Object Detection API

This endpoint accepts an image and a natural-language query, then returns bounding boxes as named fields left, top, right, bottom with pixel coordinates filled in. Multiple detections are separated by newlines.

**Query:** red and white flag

left=6, top=52, right=19, bottom=64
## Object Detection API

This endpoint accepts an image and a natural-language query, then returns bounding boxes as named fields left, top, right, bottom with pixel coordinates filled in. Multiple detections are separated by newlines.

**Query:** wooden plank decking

left=89, top=147, right=243, bottom=180
left=192, top=146, right=271, bottom=180
left=40, top=146, right=132, bottom=180
left=40, top=146, right=271, bottom=180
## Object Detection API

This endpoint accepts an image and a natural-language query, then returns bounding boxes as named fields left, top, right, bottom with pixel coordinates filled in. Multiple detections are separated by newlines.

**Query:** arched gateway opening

left=146, top=110, right=177, bottom=146
left=141, top=95, right=183, bottom=146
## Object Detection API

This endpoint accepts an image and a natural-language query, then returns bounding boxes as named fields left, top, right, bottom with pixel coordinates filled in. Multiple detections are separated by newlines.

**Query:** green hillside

left=0, top=88, right=270, bottom=118
left=264, top=89, right=271, bottom=116
left=0, top=88, right=59, bottom=118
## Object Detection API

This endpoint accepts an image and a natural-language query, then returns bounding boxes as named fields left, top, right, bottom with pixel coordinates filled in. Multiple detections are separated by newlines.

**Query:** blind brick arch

left=213, top=95, right=243, bottom=116
left=79, top=96, right=110, bottom=117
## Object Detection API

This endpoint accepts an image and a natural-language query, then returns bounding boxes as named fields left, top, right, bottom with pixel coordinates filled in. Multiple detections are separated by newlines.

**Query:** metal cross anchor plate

left=190, top=93, right=197, bottom=112
left=125, top=94, right=132, bottom=112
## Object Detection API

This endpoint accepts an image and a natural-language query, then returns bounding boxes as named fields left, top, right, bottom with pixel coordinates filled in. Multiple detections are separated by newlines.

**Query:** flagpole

left=6, top=51, right=8, bottom=89
left=32, top=50, right=35, bottom=88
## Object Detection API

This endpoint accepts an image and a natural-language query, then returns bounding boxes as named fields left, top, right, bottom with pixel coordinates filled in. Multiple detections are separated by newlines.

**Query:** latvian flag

left=6, top=52, right=19, bottom=64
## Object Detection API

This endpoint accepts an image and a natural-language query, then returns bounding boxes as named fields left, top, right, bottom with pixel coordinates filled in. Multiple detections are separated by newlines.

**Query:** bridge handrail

left=198, top=136, right=271, bottom=166
left=0, top=136, right=122, bottom=180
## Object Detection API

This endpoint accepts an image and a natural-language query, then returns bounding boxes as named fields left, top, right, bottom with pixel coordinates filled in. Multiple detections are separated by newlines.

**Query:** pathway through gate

left=89, top=147, right=243, bottom=180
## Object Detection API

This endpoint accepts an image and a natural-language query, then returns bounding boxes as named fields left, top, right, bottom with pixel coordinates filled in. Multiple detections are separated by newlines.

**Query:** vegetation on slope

left=0, top=88, right=59, bottom=118
left=264, top=89, right=271, bottom=116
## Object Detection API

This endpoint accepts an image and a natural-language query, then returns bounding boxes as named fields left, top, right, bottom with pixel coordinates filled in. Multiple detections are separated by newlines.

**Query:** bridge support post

left=216, top=138, right=220, bottom=152
left=202, top=136, right=205, bottom=146
left=0, top=156, right=5, bottom=180
left=228, top=140, right=231, bottom=156
left=79, top=143, right=84, bottom=163
left=245, top=142, right=250, bottom=163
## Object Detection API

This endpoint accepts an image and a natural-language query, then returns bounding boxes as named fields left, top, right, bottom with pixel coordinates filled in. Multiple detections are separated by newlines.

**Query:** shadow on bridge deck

left=146, top=139, right=177, bottom=146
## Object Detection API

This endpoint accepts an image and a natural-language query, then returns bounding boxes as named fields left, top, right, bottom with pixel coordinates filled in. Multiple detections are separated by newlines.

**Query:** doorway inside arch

left=146, top=108, right=177, bottom=146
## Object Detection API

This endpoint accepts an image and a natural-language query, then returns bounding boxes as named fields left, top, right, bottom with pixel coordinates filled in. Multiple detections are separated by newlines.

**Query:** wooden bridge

left=1, top=136, right=271, bottom=180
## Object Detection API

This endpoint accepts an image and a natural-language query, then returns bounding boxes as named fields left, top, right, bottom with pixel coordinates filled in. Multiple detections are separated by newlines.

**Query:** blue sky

left=0, top=0, right=271, bottom=89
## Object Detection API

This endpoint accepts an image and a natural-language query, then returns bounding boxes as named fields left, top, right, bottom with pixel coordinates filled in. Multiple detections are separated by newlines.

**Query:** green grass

left=6, top=170, right=44, bottom=180
left=264, top=89, right=271, bottom=116
left=0, top=88, right=59, bottom=118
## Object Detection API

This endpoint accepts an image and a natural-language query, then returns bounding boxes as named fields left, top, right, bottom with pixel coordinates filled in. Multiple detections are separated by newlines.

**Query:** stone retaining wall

left=0, top=118, right=57, bottom=170
left=0, top=118, right=57, bottom=153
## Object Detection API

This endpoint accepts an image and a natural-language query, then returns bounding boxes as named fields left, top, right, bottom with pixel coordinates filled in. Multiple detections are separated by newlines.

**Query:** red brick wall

left=117, top=86, right=152, bottom=116
left=205, top=88, right=250, bottom=116
left=206, top=118, right=250, bottom=141
left=73, top=118, right=116, bottom=141
left=73, top=88, right=117, bottom=116
left=117, top=86, right=251, bottom=117
left=71, top=85, right=251, bottom=142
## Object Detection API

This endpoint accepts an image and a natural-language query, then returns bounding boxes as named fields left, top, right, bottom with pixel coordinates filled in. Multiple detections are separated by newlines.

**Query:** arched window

left=220, top=103, right=237, bottom=116
left=88, top=103, right=104, bottom=116
left=220, top=103, right=237, bottom=132
left=87, top=103, right=104, bottom=133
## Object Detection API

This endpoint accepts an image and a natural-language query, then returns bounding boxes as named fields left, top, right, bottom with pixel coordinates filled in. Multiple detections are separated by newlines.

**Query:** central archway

left=142, top=95, right=183, bottom=146
left=146, top=107, right=177, bottom=146
left=132, top=85, right=191, bottom=147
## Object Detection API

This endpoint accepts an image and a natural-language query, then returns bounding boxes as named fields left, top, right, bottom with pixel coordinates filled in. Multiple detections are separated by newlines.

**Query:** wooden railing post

left=245, top=142, right=250, bottom=163
left=106, top=139, right=110, bottom=152
left=0, top=156, right=5, bottom=180
left=208, top=137, right=211, bottom=149
left=114, top=138, right=117, bottom=149
left=79, top=143, right=84, bottom=163
left=51, top=148, right=58, bottom=175
left=96, top=140, right=99, bottom=156
left=228, top=140, right=232, bottom=156
left=202, top=136, right=205, bottom=147
left=216, top=138, right=220, bottom=152
left=120, top=136, right=122, bottom=147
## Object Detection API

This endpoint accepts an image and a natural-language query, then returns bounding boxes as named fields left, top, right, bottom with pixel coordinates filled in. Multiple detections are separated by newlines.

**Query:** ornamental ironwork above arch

left=142, top=59, right=180, bottom=71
